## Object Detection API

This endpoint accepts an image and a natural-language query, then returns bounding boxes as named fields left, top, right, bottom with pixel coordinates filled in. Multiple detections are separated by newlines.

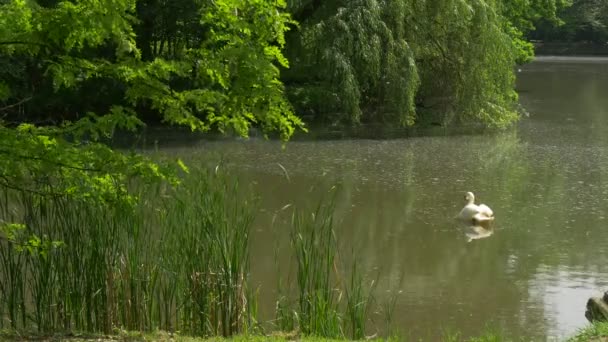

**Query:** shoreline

left=534, top=41, right=608, bottom=57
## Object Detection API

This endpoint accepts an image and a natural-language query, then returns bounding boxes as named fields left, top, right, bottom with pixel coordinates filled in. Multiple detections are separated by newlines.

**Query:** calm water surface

left=162, top=57, right=608, bottom=341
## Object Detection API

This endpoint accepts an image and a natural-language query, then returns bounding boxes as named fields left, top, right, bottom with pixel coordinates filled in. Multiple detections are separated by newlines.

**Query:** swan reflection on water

left=462, top=224, right=494, bottom=242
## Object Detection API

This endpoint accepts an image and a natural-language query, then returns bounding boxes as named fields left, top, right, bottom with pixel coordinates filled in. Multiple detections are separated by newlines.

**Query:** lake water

left=161, top=57, right=608, bottom=341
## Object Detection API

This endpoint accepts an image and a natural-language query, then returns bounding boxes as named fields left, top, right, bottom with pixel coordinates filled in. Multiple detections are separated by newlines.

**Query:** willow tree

left=284, top=0, right=419, bottom=126
left=283, top=0, right=538, bottom=127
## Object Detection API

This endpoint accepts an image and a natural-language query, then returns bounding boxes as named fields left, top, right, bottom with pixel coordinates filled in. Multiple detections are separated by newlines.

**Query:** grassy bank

left=1, top=330, right=514, bottom=341
left=0, top=330, right=389, bottom=342
left=568, top=321, right=608, bottom=341
left=533, top=41, right=608, bottom=56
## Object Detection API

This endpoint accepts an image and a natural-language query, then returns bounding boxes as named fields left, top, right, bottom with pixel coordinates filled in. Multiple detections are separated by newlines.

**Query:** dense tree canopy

left=0, top=0, right=303, bottom=137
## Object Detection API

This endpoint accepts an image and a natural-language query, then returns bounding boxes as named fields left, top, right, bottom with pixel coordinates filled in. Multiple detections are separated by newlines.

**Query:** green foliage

left=284, top=0, right=419, bottom=126
left=0, top=222, right=63, bottom=257
left=500, top=0, right=572, bottom=62
left=0, top=0, right=303, bottom=232
left=0, top=118, right=174, bottom=205
left=284, top=0, right=521, bottom=128
left=501, top=0, right=571, bottom=32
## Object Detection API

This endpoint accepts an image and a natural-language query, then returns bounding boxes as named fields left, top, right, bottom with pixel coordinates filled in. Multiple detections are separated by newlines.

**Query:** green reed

left=290, top=198, right=341, bottom=338
left=161, top=170, right=255, bottom=336
left=275, top=192, right=378, bottom=339
left=0, top=166, right=255, bottom=337
left=344, top=257, right=376, bottom=340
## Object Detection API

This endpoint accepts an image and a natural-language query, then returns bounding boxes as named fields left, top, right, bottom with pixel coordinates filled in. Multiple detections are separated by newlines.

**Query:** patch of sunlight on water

left=529, top=266, right=608, bottom=340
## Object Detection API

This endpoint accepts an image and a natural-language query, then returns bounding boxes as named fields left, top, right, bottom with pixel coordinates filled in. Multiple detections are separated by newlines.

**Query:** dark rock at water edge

left=585, top=292, right=608, bottom=322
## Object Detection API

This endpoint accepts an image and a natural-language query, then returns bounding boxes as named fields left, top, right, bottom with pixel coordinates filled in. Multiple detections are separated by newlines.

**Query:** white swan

left=457, top=192, right=494, bottom=225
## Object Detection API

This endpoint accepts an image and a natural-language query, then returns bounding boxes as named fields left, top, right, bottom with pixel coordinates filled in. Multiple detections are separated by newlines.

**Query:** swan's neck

left=466, top=195, right=475, bottom=205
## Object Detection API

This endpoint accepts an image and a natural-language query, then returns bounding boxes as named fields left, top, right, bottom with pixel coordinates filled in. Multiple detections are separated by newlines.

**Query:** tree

left=500, top=0, right=572, bottom=62
left=282, top=0, right=519, bottom=128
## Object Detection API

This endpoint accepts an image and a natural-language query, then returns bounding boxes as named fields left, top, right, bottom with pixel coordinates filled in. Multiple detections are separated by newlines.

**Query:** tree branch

left=0, top=41, right=49, bottom=48
left=0, top=97, right=33, bottom=113
left=0, top=149, right=102, bottom=173
left=0, top=174, right=65, bottom=198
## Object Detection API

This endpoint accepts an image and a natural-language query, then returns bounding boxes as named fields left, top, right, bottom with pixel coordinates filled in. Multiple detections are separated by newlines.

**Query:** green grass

left=568, top=321, right=608, bottom=341
left=0, top=329, right=521, bottom=342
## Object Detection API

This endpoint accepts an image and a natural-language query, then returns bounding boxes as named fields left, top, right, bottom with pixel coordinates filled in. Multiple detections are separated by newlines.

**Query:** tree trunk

left=135, top=0, right=156, bottom=61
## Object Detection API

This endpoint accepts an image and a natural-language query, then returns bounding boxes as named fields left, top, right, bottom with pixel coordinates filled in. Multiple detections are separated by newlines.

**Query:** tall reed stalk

left=290, top=199, right=342, bottom=337
left=344, top=257, right=376, bottom=340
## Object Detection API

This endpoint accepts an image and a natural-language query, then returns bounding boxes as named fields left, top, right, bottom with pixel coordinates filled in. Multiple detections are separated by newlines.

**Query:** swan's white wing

left=478, top=204, right=493, bottom=217
left=473, top=212, right=494, bottom=223
left=458, top=204, right=480, bottom=222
